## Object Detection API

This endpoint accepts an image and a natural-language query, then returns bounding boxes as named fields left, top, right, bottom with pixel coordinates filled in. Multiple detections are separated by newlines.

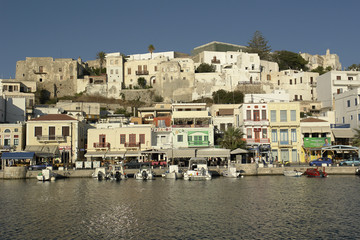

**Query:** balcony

left=188, top=141, right=209, bottom=147
left=93, top=142, right=111, bottom=149
left=246, top=138, right=270, bottom=144
left=172, top=124, right=210, bottom=128
left=211, top=59, right=220, bottom=64
left=37, top=135, right=66, bottom=143
left=124, top=142, right=141, bottom=148
left=33, top=70, right=47, bottom=74
left=136, top=70, right=149, bottom=75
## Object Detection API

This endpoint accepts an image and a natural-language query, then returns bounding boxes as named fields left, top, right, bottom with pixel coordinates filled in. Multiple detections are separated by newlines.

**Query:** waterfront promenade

left=0, top=164, right=357, bottom=179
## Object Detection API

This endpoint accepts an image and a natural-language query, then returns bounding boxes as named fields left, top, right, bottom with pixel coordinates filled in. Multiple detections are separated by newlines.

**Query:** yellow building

left=85, top=124, right=153, bottom=161
left=268, top=102, right=302, bottom=163
left=26, top=114, right=86, bottom=164
left=0, top=123, right=26, bottom=151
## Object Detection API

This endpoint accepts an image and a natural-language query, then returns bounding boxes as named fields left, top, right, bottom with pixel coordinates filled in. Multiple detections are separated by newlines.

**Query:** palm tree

left=148, top=44, right=155, bottom=59
left=219, top=127, right=246, bottom=150
left=96, top=51, right=106, bottom=74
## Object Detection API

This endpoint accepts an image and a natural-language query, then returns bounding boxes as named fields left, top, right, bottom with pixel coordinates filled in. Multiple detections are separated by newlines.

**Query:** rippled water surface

left=1, top=176, right=360, bottom=239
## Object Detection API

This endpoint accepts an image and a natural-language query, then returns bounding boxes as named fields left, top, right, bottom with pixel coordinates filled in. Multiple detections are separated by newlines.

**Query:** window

left=262, top=129, right=267, bottom=138
left=128, top=68, right=131, bottom=75
left=294, top=95, right=298, bottom=101
left=120, top=134, right=126, bottom=144
left=220, top=123, right=226, bottom=132
left=280, top=110, right=287, bottom=122
left=280, top=129, right=289, bottom=144
left=139, top=134, right=145, bottom=144
left=115, top=60, right=118, bottom=65
left=247, top=129, right=252, bottom=139
left=291, top=129, right=297, bottom=142
left=310, top=77, right=313, bottom=84
left=59, top=68, right=62, bottom=72
left=110, top=70, right=113, bottom=74
left=70, top=76, right=73, bottom=80
left=35, top=127, right=42, bottom=137
left=290, top=79, right=292, bottom=85
left=342, top=117, right=345, bottom=123
left=62, top=126, right=70, bottom=137
left=253, top=110, right=260, bottom=121
left=39, top=66, right=43, bottom=73
left=246, top=110, right=251, bottom=120
left=278, top=80, right=280, bottom=86
left=14, top=139, right=19, bottom=146
left=262, top=110, right=266, bottom=120
left=204, top=136, right=209, bottom=142
left=267, top=74, right=271, bottom=80
left=4, top=129, right=10, bottom=133
left=154, top=66, right=157, bottom=71
left=290, top=110, right=296, bottom=121
left=300, top=77, right=302, bottom=83
left=271, top=130, right=277, bottom=142
left=270, top=110, right=276, bottom=122
left=14, top=128, right=18, bottom=132
left=349, top=77, right=353, bottom=80
left=294, top=79, right=296, bottom=85
left=337, top=76, right=341, bottom=80
left=351, top=115, right=353, bottom=120
left=355, top=98, right=358, bottom=106
left=177, top=135, right=183, bottom=142
left=347, top=100, right=351, bottom=107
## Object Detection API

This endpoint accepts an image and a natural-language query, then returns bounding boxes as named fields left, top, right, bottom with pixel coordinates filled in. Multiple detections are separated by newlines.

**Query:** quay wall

left=0, top=165, right=358, bottom=179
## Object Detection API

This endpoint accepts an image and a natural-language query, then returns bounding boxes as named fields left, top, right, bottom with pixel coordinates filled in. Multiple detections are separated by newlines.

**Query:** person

left=323, top=138, right=330, bottom=146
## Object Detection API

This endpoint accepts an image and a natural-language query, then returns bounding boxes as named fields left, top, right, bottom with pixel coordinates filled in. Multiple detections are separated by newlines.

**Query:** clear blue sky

left=1, top=0, right=359, bottom=78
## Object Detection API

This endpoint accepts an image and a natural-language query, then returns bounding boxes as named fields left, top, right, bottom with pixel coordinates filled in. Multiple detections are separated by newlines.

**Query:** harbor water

left=1, top=176, right=360, bottom=239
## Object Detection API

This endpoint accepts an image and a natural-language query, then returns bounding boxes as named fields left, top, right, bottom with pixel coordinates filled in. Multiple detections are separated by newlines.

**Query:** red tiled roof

left=300, top=117, right=327, bottom=123
left=29, top=114, right=76, bottom=121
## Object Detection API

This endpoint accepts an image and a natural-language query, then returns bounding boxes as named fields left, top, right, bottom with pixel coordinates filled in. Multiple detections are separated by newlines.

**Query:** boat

left=304, top=168, right=328, bottom=178
left=183, top=157, right=212, bottom=181
left=134, top=164, right=154, bottom=180
left=222, top=162, right=242, bottom=178
left=356, top=167, right=360, bottom=176
left=37, top=169, right=56, bottom=181
left=162, top=165, right=183, bottom=179
left=108, top=164, right=127, bottom=181
left=92, top=167, right=110, bottom=180
left=283, top=170, right=302, bottom=177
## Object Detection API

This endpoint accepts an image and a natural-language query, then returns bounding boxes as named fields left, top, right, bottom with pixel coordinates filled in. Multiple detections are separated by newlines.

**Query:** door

left=49, top=127, right=55, bottom=140
left=99, top=134, right=106, bottom=147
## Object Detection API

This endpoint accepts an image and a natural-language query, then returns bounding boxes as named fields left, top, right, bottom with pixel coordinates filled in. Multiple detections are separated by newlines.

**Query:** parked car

left=28, top=163, right=52, bottom=170
left=309, top=157, right=332, bottom=167
left=339, top=158, right=360, bottom=166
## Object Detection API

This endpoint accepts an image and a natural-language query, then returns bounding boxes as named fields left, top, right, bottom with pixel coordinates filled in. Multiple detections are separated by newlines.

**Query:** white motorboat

left=162, top=165, right=183, bottom=179
left=92, top=167, right=110, bottom=180
left=134, top=165, right=154, bottom=180
left=283, top=170, right=302, bottom=177
left=222, top=163, right=242, bottom=178
left=108, top=164, right=127, bottom=181
left=37, top=169, right=56, bottom=181
left=183, top=157, right=212, bottom=181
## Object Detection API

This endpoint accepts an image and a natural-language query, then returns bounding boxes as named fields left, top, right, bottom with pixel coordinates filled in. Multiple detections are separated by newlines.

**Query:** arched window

left=4, top=129, right=11, bottom=133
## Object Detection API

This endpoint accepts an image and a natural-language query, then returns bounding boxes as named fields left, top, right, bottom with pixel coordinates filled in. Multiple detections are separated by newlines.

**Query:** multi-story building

left=262, top=70, right=319, bottom=102
left=56, top=100, right=100, bottom=122
left=106, top=52, right=124, bottom=98
left=26, top=114, right=87, bottom=164
left=300, top=117, right=332, bottom=162
left=334, top=88, right=360, bottom=129
left=209, top=104, right=242, bottom=132
left=86, top=124, right=153, bottom=161
left=15, top=57, right=87, bottom=98
left=317, top=70, right=360, bottom=109
left=268, top=102, right=301, bottom=163
left=0, top=123, right=26, bottom=152
left=300, top=49, right=342, bottom=71
left=171, top=103, right=214, bottom=149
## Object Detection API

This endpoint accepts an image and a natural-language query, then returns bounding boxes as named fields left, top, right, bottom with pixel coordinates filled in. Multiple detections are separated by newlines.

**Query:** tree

left=148, top=44, right=155, bottom=58
left=353, top=128, right=360, bottom=147
left=272, top=50, right=308, bottom=71
left=195, top=63, right=216, bottom=73
left=212, top=90, right=244, bottom=104
left=219, top=127, right=246, bottom=150
left=347, top=64, right=360, bottom=71
left=153, top=94, right=164, bottom=102
left=96, top=51, right=106, bottom=74
left=137, top=77, right=146, bottom=88
left=246, top=31, right=272, bottom=60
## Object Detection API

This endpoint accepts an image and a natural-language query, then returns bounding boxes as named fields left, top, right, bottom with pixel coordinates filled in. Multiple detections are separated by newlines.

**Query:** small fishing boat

left=304, top=168, right=327, bottom=178
left=283, top=170, right=302, bottom=177
left=108, top=164, right=127, bottom=181
left=92, top=167, right=110, bottom=180
left=37, top=169, right=56, bottom=181
left=222, top=162, right=242, bottom=178
left=162, top=165, right=183, bottom=179
left=134, top=164, right=154, bottom=180
left=183, top=157, right=211, bottom=181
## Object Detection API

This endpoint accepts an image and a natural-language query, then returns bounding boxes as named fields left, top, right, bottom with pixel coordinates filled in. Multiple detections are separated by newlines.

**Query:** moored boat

left=283, top=170, right=302, bottom=177
left=37, top=169, right=56, bottom=181
left=304, top=168, right=327, bottom=178
left=134, top=164, right=154, bottom=180
left=183, top=157, right=211, bottom=181
left=222, top=163, right=242, bottom=178
left=162, top=165, right=183, bottom=179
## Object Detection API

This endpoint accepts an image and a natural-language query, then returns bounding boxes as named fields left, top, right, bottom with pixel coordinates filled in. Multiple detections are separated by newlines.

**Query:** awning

left=84, top=152, right=105, bottom=158
left=231, top=148, right=249, bottom=154
left=25, top=145, right=60, bottom=158
left=332, top=129, right=355, bottom=138
left=85, top=151, right=141, bottom=158
left=197, top=148, right=230, bottom=158
left=165, top=149, right=196, bottom=158
left=1, top=152, right=35, bottom=160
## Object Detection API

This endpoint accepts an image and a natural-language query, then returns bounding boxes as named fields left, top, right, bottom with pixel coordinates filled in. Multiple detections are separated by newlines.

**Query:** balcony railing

left=93, top=142, right=111, bottom=149
left=188, top=141, right=209, bottom=146
left=136, top=70, right=149, bottom=75
left=124, top=142, right=141, bottom=148
left=246, top=138, right=270, bottom=144
left=37, top=135, right=66, bottom=142
left=172, top=124, right=210, bottom=128
left=211, top=59, right=220, bottom=64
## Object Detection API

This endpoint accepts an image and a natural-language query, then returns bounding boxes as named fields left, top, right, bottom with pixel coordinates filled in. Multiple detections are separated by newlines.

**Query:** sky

left=1, top=0, right=359, bottom=78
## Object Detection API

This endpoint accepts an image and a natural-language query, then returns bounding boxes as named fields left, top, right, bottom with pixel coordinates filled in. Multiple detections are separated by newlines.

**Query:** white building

left=317, top=71, right=360, bottom=109
left=209, top=104, right=242, bottom=132
left=300, top=49, right=342, bottom=71
left=244, top=90, right=290, bottom=103
left=106, top=52, right=124, bottom=98
left=334, top=88, right=360, bottom=128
